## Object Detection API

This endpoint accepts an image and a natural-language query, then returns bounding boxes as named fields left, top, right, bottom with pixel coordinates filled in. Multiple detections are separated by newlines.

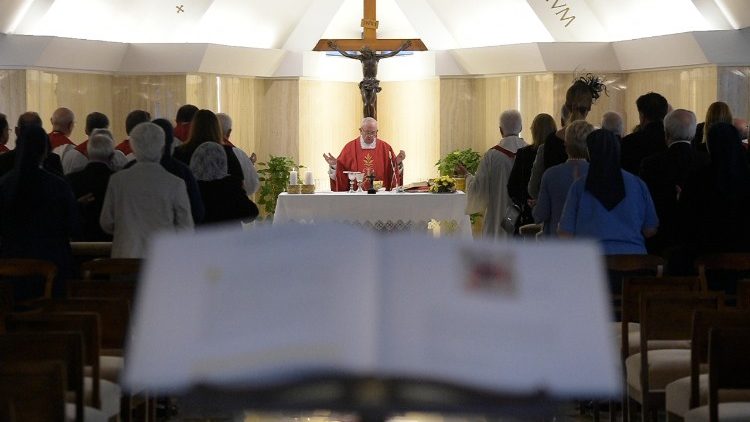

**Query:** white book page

left=124, top=223, right=381, bottom=392
left=375, top=235, right=620, bottom=397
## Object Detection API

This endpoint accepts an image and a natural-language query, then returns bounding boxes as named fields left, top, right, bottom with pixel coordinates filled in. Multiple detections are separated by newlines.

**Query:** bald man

left=49, top=108, right=77, bottom=169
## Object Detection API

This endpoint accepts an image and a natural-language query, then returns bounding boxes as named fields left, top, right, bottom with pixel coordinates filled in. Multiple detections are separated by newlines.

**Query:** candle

left=304, top=171, right=314, bottom=185
left=289, top=170, right=298, bottom=185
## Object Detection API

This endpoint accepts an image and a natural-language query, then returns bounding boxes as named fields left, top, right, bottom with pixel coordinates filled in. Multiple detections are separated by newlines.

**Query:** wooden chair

left=683, top=328, right=750, bottom=421
left=80, top=258, right=141, bottom=281
left=695, top=253, right=750, bottom=300
left=619, top=277, right=703, bottom=421
left=664, top=309, right=750, bottom=420
left=0, top=360, right=67, bottom=422
left=606, top=254, right=667, bottom=317
left=68, top=279, right=137, bottom=301
left=0, top=258, right=57, bottom=302
left=626, top=292, right=723, bottom=422
left=0, top=332, right=85, bottom=421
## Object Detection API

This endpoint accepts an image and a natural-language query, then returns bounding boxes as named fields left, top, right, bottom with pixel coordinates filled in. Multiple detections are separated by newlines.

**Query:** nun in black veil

left=0, top=125, right=79, bottom=300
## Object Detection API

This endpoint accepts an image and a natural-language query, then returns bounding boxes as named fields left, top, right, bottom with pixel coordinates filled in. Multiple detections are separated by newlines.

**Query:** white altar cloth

left=273, top=191, right=472, bottom=237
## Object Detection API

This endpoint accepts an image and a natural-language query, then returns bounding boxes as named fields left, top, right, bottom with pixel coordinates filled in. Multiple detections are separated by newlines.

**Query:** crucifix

left=313, top=0, right=427, bottom=119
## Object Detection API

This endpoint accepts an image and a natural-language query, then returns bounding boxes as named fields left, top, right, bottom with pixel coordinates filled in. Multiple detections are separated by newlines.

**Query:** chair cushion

left=667, top=375, right=750, bottom=417
left=84, top=377, right=121, bottom=417
left=684, top=402, right=750, bottom=422
left=85, top=356, right=124, bottom=383
left=626, top=349, right=691, bottom=393
left=65, top=403, right=109, bottom=422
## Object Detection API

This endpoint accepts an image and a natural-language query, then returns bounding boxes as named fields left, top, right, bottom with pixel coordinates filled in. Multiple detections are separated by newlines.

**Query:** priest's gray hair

left=499, top=110, right=522, bottom=136
left=664, top=109, right=697, bottom=144
left=361, top=116, right=377, bottom=127
left=88, top=133, right=114, bottom=162
left=601, top=111, right=624, bottom=137
left=217, top=112, right=232, bottom=137
left=90, top=128, right=114, bottom=140
left=130, top=122, right=164, bottom=163
left=190, top=142, right=228, bottom=181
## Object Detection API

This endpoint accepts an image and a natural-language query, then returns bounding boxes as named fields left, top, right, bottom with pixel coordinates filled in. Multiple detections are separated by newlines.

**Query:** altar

left=273, top=191, right=472, bottom=238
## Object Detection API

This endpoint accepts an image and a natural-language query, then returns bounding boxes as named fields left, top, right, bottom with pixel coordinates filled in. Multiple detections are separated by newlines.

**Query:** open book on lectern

left=123, top=223, right=620, bottom=397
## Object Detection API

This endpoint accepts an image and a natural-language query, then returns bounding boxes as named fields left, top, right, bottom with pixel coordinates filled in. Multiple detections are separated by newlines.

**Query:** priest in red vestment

left=324, top=117, right=405, bottom=191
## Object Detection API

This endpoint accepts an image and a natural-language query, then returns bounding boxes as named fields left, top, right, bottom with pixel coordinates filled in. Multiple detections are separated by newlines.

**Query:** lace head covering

left=190, top=142, right=228, bottom=181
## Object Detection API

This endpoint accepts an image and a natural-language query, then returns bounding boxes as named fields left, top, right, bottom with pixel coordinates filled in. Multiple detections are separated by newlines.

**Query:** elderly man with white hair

left=601, top=111, right=625, bottom=138
left=457, top=109, right=528, bottom=238
left=216, top=112, right=260, bottom=195
left=640, top=108, right=710, bottom=254
left=100, top=122, right=193, bottom=258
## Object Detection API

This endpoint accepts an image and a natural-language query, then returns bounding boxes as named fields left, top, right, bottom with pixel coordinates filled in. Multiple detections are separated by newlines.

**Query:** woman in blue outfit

left=558, top=129, right=658, bottom=254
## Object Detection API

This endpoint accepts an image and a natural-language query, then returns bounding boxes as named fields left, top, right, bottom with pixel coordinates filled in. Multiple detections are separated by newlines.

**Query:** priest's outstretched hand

left=323, top=152, right=337, bottom=167
left=395, top=150, right=406, bottom=165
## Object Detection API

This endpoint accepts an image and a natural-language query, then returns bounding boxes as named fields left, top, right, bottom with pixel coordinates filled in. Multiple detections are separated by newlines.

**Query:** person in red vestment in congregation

left=115, top=110, right=151, bottom=162
left=48, top=107, right=76, bottom=159
left=173, top=104, right=198, bottom=143
left=324, top=117, right=405, bottom=191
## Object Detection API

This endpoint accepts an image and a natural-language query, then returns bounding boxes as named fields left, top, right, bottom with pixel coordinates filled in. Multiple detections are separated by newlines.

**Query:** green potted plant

left=256, top=155, right=303, bottom=218
left=435, top=148, right=484, bottom=235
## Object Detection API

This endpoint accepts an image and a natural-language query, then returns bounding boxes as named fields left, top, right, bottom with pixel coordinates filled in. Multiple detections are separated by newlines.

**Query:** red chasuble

left=48, top=131, right=75, bottom=149
left=333, top=138, right=399, bottom=191
left=0, top=145, right=8, bottom=154
left=115, top=139, right=132, bottom=156
left=74, top=139, right=89, bottom=157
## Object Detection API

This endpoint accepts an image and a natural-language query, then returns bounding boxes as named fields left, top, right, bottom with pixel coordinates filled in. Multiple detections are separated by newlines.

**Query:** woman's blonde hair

left=564, top=120, right=594, bottom=159
left=530, top=113, right=557, bottom=147
left=564, top=74, right=606, bottom=123
left=703, top=101, right=733, bottom=143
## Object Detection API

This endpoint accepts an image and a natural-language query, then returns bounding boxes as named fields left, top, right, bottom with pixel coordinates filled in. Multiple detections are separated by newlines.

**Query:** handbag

left=501, top=203, right=522, bottom=234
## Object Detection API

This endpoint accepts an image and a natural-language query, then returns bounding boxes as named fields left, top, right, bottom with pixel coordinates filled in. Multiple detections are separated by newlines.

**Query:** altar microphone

left=388, top=150, right=401, bottom=191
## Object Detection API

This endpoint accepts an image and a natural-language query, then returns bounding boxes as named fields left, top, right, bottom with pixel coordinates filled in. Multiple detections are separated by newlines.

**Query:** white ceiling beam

left=526, top=0, right=606, bottom=42
left=5, top=0, right=55, bottom=33
left=394, top=0, right=457, bottom=50
left=691, top=0, right=735, bottom=29
left=282, top=0, right=347, bottom=52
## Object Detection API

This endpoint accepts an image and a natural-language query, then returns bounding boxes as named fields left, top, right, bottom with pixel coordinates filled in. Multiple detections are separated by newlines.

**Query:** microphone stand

left=389, top=151, right=403, bottom=192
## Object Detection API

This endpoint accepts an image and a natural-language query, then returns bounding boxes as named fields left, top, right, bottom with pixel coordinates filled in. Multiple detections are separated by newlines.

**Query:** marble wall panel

left=439, top=78, right=476, bottom=158
left=218, top=76, right=258, bottom=156
left=378, top=78, right=441, bottom=183
left=718, top=67, right=750, bottom=121
left=253, top=78, right=299, bottom=166
left=552, top=72, right=628, bottom=134
left=0, top=70, right=28, bottom=149
left=111, top=75, right=187, bottom=141
left=625, top=66, right=717, bottom=132
left=298, top=79, right=361, bottom=190
left=26, top=70, right=113, bottom=143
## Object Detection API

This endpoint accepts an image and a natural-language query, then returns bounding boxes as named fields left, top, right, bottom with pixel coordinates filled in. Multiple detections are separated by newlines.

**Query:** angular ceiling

left=1, top=0, right=749, bottom=50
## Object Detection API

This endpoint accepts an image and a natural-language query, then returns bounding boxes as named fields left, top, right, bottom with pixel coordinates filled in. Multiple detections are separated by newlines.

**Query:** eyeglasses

left=360, top=129, right=378, bottom=136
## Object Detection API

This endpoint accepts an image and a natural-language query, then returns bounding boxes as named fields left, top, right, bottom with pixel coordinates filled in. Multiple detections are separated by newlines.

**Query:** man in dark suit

left=621, top=92, right=669, bottom=174
left=640, top=109, right=710, bottom=254
left=66, top=131, right=115, bottom=241
left=0, top=112, right=64, bottom=177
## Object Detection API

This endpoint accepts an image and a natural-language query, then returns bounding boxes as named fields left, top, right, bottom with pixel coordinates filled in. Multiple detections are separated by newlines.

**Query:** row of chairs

left=0, top=257, right=144, bottom=422
left=606, top=253, right=750, bottom=422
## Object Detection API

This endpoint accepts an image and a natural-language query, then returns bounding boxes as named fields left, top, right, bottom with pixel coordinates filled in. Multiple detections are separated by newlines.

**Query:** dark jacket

left=66, top=162, right=114, bottom=241
left=620, top=121, right=668, bottom=174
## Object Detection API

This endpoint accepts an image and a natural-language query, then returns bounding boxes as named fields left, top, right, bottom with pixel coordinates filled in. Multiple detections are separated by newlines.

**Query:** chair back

left=695, top=253, right=750, bottom=297
left=68, top=279, right=136, bottom=301
left=0, top=259, right=57, bottom=301
left=606, top=254, right=665, bottom=274
left=81, top=258, right=141, bottom=281
left=0, top=332, right=84, bottom=421
left=641, top=292, right=723, bottom=342
left=708, top=328, right=750, bottom=422
left=35, top=298, right=130, bottom=352
left=6, top=312, right=102, bottom=408
left=620, top=276, right=701, bottom=359
left=0, top=360, right=67, bottom=422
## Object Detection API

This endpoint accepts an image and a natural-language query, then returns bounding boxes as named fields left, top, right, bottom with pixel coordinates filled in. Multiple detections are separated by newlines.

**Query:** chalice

left=355, top=172, right=365, bottom=193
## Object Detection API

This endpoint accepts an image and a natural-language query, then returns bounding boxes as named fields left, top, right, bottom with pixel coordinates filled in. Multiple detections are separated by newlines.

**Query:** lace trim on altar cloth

left=277, top=219, right=462, bottom=236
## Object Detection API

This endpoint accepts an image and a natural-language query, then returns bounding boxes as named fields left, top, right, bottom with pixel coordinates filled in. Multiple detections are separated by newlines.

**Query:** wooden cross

left=312, top=0, right=427, bottom=52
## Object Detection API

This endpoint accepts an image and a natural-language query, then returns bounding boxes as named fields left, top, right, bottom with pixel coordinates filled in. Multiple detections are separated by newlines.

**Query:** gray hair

left=88, top=133, right=114, bottom=162
left=360, top=116, right=377, bottom=127
left=216, top=112, right=232, bottom=138
left=601, top=111, right=624, bottom=137
left=565, top=120, right=594, bottom=159
left=190, top=142, right=228, bottom=181
left=499, top=110, right=522, bottom=136
left=130, top=122, right=164, bottom=163
left=90, top=128, right=114, bottom=140
left=663, top=109, right=697, bottom=144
